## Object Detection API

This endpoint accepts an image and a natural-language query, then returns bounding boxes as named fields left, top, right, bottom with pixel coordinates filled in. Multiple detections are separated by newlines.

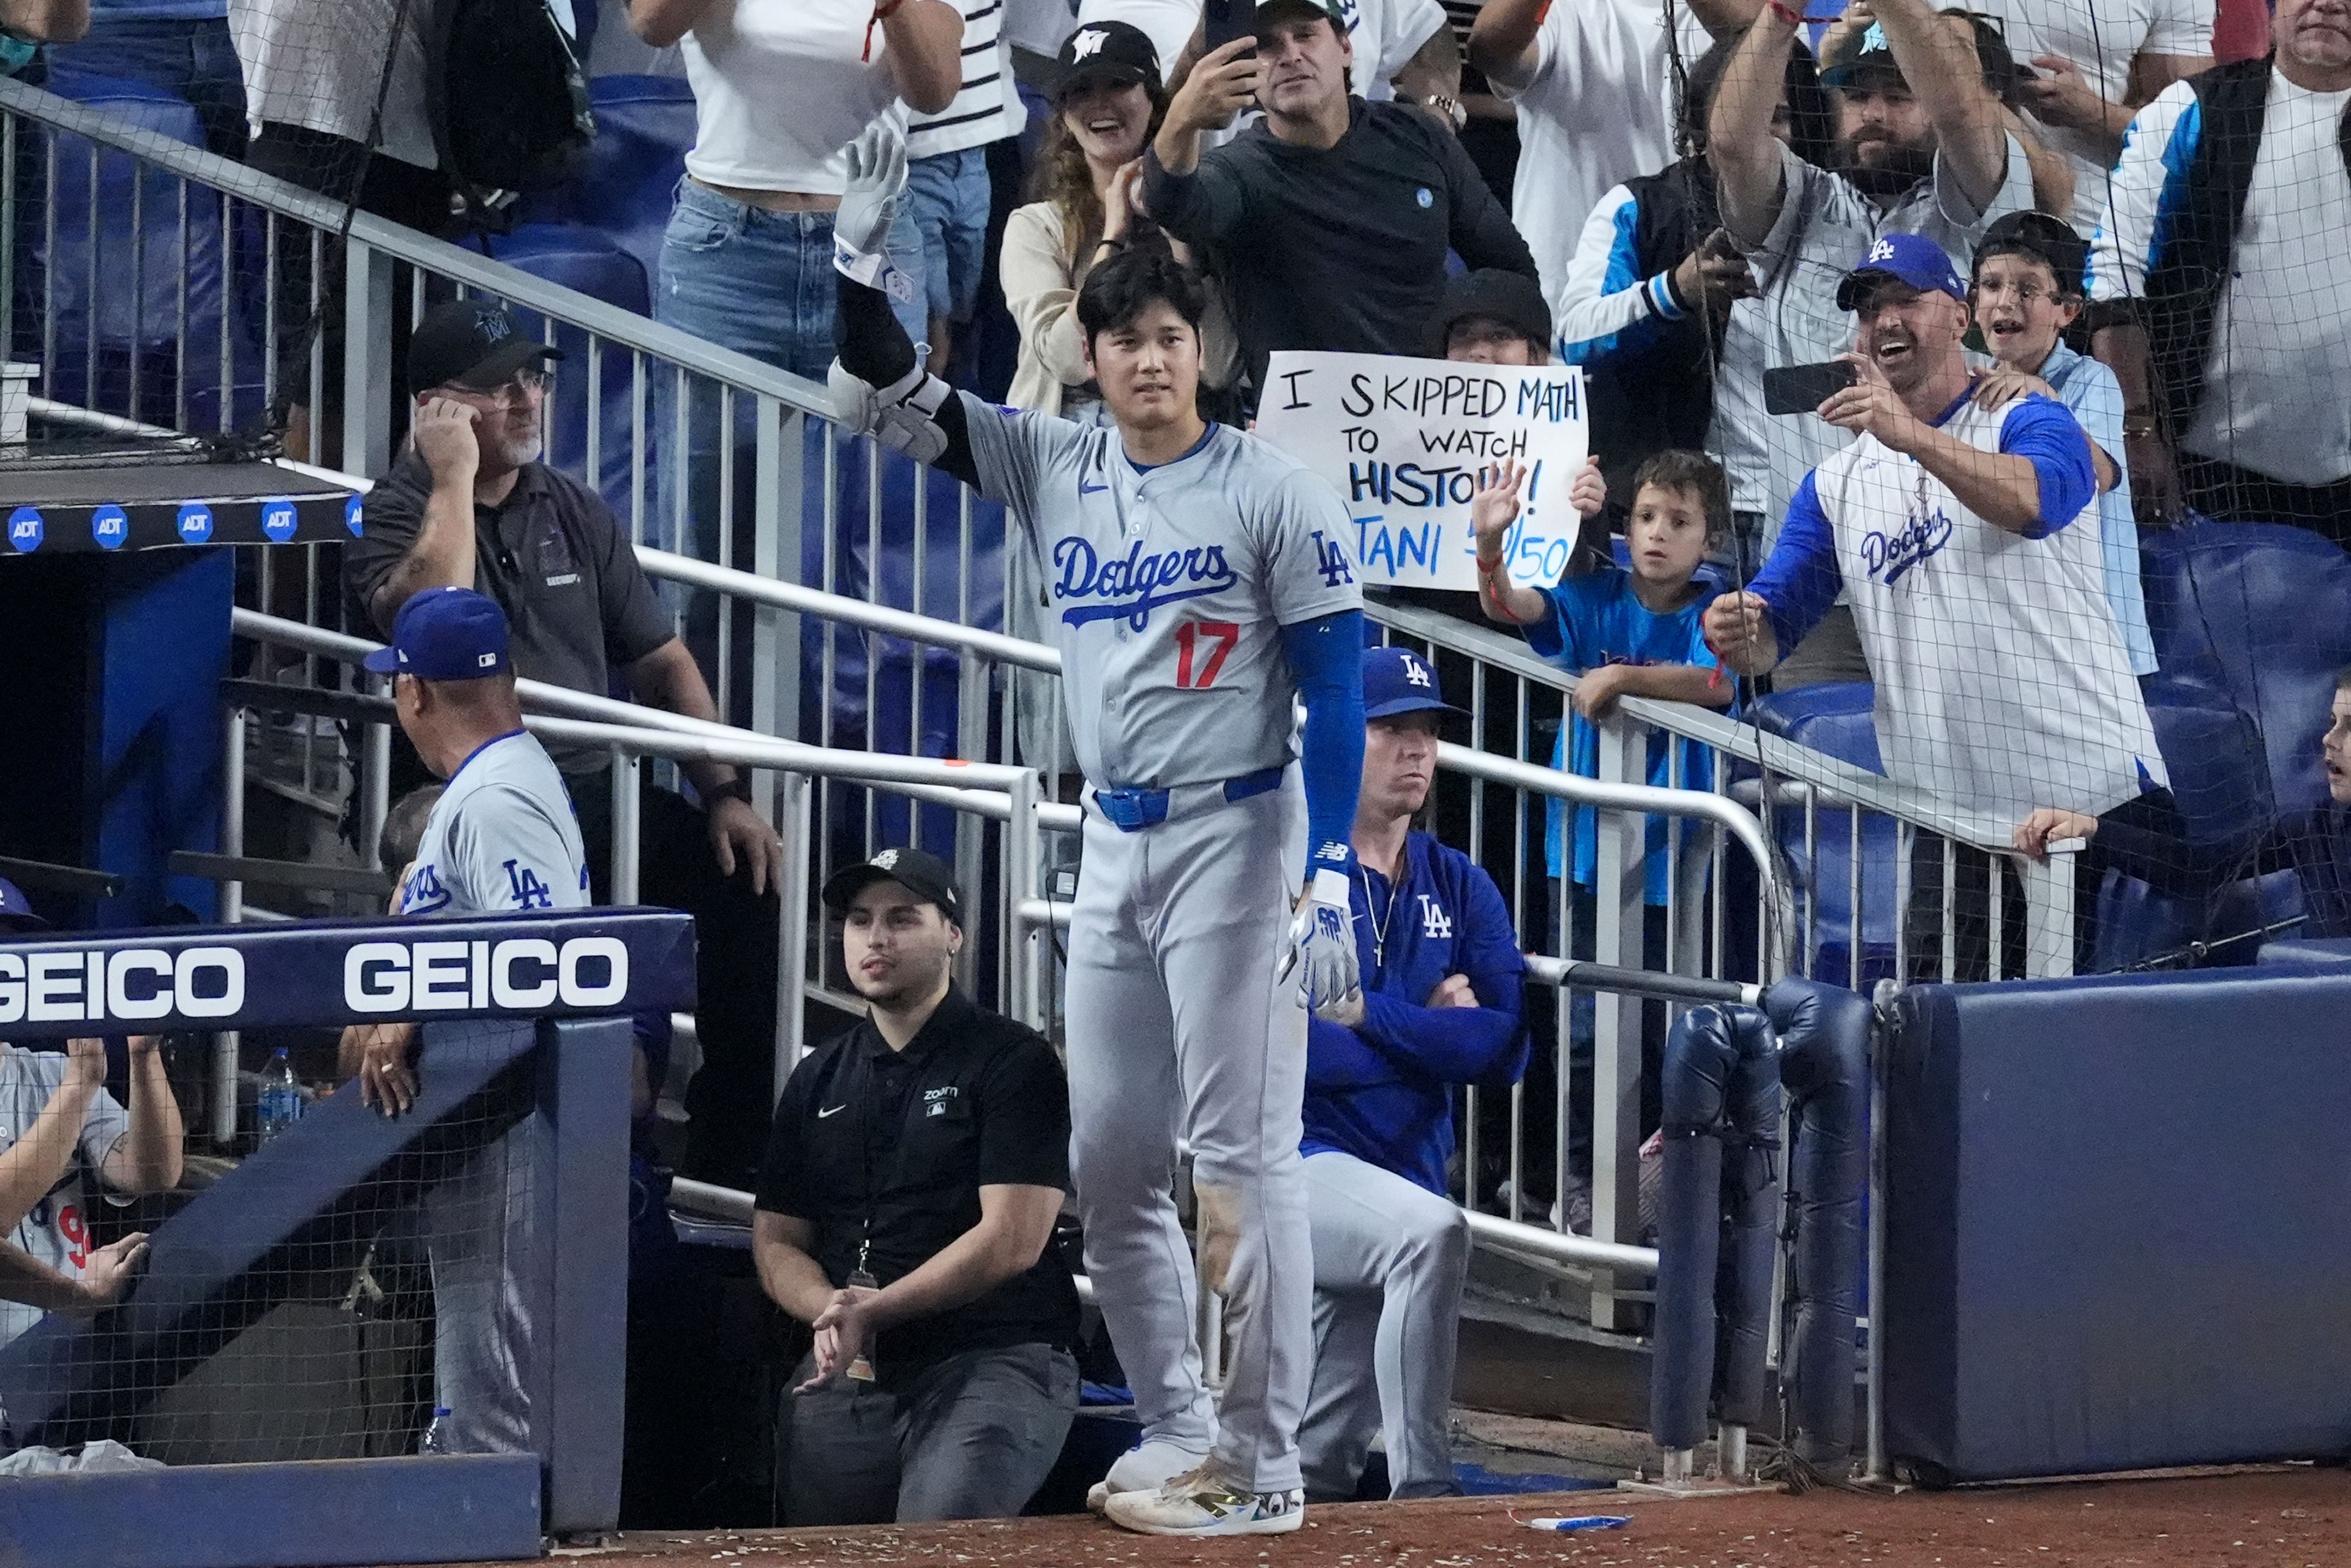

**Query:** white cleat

left=1103, top=1464, right=1306, bottom=1537
left=1085, top=1441, right=1209, bottom=1514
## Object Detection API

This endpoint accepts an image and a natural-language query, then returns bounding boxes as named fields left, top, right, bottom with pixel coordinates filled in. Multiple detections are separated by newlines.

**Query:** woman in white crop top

left=628, top=0, right=963, bottom=378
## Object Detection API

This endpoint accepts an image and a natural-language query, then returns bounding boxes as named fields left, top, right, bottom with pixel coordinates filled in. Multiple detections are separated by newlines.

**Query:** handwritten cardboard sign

left=1254, top=351, right=1589, bottom=593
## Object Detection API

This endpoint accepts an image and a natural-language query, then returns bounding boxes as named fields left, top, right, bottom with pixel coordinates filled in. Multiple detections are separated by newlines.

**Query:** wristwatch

left=1420, top=92, right=1467, bottom=132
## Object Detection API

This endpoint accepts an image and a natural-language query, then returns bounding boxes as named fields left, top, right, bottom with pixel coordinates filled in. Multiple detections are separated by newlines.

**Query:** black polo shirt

left=754, top=988, right=1079, bottom=1381
left=346, top=453, right=675, bottom=777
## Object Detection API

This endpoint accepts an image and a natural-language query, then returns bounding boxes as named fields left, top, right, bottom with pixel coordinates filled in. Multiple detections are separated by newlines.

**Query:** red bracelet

left=1766, top=1, right=1803, bottom=25
left=863, top=0, right=906, bottom=61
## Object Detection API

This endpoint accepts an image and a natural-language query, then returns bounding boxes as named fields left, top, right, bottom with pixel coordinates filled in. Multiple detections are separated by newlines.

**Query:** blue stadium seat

left=2139, top=519, right=2351, bottom=817
left=490, top=223, right=653, bottom=520
left=1747, top=683, right=1895, bottom=988
left=514, top=75, right=696, bottom=300
left=32, top=69, right=246, bottom=430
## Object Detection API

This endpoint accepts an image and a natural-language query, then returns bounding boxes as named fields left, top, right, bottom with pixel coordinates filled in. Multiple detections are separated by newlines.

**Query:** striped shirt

left=908, top=0, right=1021, bottom=159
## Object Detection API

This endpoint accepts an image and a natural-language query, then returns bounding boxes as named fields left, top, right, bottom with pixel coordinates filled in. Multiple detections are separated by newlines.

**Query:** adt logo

left=176, top=503, right=213, bottom=544
left=1310, top=529, right=1355, bottom=588
left=344, top=495, right=364, bottom=537
left=91, top=505, right=129, bottom=552
left=261, top=498, right=298, bottom=543
left=7, top=506, right=43, bottom=553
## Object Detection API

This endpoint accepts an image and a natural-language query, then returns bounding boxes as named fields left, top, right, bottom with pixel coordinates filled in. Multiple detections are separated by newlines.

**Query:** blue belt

left=1091, top=765, right=1285, bottom=832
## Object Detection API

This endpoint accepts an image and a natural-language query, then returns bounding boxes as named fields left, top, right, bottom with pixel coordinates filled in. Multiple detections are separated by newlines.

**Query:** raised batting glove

left=833, top=111, right=917, bottom=310
left=1282, top=868, right=1361, bottom=1008
left=827, top=359, right=951, bottom=464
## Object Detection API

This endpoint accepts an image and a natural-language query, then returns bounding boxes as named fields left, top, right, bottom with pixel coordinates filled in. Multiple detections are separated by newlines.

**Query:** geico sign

left=345, top=936, right=630, bottom=1013
left=0, top=948, right=246, bottom=1024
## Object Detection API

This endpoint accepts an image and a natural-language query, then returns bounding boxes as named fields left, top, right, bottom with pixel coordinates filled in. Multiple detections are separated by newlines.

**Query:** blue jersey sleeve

left=1280, top=610, right=1367, bottom=876
left=1997, top=394, right=2099, bottom=538
left=1522, top=574, right=1603, bottom=666
left=1747, top=471, right=1844, bottom=655
left=1356, top=858, right=1528, bottom=1088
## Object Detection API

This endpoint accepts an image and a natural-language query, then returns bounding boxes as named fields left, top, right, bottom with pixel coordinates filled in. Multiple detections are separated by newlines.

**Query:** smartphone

left=1762, top=360, right=1859, bottom=417
left=1204, top=0, right=1258, bottom=54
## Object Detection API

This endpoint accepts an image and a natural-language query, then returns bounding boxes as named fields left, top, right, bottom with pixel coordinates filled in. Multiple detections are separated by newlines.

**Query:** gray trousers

left=1297, top=1152, right=1469, bottom=1501
left=780, top=1342, right=1080, bottom=1525
left=421, top=1112, right=547, bottom=1454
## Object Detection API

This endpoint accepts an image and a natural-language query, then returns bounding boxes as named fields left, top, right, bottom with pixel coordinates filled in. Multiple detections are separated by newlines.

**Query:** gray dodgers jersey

left=398, top=730, right=591, bottom=918
left=0, top=1047, right=131, bottom=1349
left=963, top=403, right=1363, bottom=790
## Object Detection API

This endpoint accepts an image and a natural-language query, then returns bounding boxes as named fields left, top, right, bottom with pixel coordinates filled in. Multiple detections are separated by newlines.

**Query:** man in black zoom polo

left=755, top=847, right=1081, bottom=1525
left=345, top=298, right=785, bottom=1190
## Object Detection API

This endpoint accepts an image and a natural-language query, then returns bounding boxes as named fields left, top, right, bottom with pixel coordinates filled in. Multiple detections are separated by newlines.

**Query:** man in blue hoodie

left=1297, top=647, right=1528, bottom=1501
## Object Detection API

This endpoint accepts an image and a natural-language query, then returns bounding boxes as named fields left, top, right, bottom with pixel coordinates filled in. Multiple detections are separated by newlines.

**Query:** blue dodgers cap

left=363, top=587, right=512, bottom=680
left=1835, top=232, right=1967, bottom=311
left=0, top=876, right=48, bottom=931
left=1363, top=645, right=1466, bottom=721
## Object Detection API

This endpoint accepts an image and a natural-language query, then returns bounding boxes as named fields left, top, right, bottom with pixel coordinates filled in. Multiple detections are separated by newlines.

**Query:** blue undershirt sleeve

left=1997, top=394, right=2099, bottom=538
left=1281, top=609, right=1367, bottom=876
left=1746, top=471, right=1844, bottom=655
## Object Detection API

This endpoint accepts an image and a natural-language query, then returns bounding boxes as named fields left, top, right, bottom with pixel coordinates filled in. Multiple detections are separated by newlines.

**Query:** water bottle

left=257, top=1048, right=302, bottom=1143
left=418, top=1408, right=454, bottom=1455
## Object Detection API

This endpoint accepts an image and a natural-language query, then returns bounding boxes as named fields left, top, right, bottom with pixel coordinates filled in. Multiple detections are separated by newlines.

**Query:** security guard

left=753, top=847, right=1081, bottom=1525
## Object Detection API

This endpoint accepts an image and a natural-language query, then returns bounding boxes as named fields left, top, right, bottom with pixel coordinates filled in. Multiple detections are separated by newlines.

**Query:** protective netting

left=1595, top=0, right=2351, bottom=988
left=0, top=1026, right=536, bottom=1466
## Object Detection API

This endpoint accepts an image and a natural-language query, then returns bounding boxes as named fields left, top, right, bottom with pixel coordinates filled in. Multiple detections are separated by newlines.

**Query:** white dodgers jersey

left=1812, top=397, right=2167, bottom=820
left=963, top=403, right=1363, bottom=790
left=399, top=730, right=591, bottom=918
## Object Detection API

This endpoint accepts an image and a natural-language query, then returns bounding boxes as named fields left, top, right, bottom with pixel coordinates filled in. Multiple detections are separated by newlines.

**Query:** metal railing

left=0, top=75, right=2063, bottom=1324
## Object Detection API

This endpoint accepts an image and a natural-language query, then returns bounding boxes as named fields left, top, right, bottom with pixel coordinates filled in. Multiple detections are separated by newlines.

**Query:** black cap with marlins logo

left=821, top=846, right=966, bottom=928
left=407, top=299, right=566, bottom=396
left=1039, top=19, right=1161, bottom=99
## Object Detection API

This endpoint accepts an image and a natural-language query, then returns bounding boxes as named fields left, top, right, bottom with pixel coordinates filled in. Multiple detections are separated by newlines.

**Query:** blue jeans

left=651, top=179, right=923, bottom=669
left=902, top=147, right=991, bottom=324
left=55, top=15, right=247, bottom=157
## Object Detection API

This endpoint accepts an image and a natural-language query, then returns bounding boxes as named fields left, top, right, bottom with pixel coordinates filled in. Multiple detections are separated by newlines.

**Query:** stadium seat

left=2139, top=520, right=2351, bottom=817
left=31, top=70, right=245, bottom=430
left=514, top=75, right=696, bottom=298
left=490, top=222, right=653, bottom=520
left=1747, top=683, right=1895, bottom=987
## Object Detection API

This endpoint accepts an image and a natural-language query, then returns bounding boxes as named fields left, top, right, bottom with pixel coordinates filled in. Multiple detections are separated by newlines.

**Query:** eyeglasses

left=444, top=366, right=553, bottom=407
left=1970, top=279, right=2053, bottom=306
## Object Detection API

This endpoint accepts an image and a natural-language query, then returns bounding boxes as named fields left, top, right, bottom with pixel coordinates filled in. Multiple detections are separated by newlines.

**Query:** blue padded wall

left=1883, top=969, right=2351, bottom=1480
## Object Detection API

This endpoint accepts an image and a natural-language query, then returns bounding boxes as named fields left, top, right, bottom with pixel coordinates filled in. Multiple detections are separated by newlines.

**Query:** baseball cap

left=0, top=877, right=49, bottom=932
left=407, top=299, right=564, bottom=396
left=1973, top=210, right=2090, bottom=297
left=1835, top=232, right=1966, bottom=311
left=1256, top=0, right=1350, bottom=30
left=1823, top=14, right=2020, bottom=99
left=1363, top=646, right=1466, bottom=721
left=1041, top=20, right=1160, bottom=98
left=822, top=846, right=965, bottom=927
left=1429, top=269, right=1553, bottom=358
left=362, top=587, right=513, bottom=680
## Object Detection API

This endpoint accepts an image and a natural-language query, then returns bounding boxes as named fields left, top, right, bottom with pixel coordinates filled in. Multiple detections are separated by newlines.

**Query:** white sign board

left=1254, top=351, right=1589, bottom=593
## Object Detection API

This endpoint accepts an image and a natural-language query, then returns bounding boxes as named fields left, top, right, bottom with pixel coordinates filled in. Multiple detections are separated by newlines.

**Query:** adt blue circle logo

left=1415, top=187, right=1433, bottom=209
left=261, top=498, right=298, bottom=543
left=7, top=506, right=43, bottom=553
left=344, top=495, right=364, bottom=537
left=91, top=505, right=129, bottom=551
left=176, top=503, right=214, bottom=544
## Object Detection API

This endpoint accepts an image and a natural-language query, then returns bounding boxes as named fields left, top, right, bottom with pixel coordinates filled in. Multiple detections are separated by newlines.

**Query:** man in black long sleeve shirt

left=1143, top=0, right=1539, bottom=402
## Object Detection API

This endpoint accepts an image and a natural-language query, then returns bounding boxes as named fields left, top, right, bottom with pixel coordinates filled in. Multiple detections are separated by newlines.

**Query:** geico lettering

left=343, top=936, right=633, bottom=1014
left=0, top=947, right=241, bottom=1025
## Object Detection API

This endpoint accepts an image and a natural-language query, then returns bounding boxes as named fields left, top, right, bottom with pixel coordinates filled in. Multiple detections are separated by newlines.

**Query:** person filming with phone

left=1141, top=0, right=1538, bottom=410
left=1703, top=233, right=2176, bottom=980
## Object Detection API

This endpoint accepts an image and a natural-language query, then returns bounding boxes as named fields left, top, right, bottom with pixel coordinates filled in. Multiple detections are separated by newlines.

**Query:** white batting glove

left=833, top=111, right=917, bottom=308
left=1282, top=868, right=1361, bottom=1009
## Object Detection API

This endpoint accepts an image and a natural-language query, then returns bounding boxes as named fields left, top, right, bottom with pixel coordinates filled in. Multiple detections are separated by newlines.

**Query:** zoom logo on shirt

left=1052, top=536, right=1238, bottom=630
left=1859, top=507, right=1953, bottom=587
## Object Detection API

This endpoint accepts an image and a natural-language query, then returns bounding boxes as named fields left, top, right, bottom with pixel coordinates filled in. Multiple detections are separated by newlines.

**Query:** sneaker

left=1085, top=1440, right=1208, bottom=1514
left=1103, top=1463, right=1305, bottom=1537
